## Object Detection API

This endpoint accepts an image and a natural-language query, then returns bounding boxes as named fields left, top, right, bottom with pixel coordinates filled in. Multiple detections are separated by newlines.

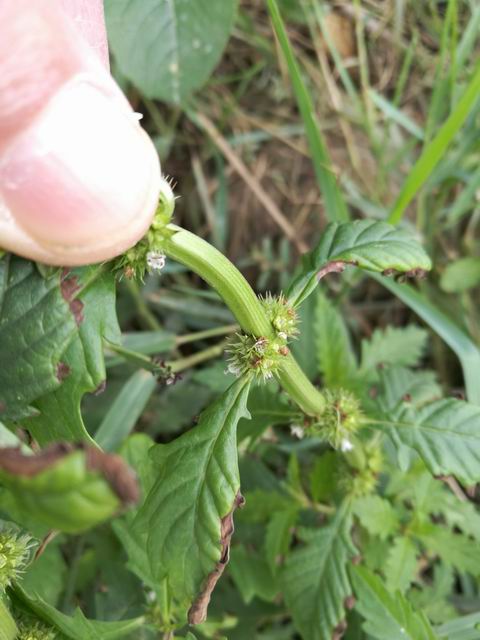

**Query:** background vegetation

left=2, top=1, right=480, bottom=638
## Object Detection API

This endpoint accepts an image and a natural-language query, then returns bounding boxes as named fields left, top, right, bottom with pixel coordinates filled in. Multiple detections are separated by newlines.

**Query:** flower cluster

left=342, top=444, right=383, bottom=497
left=0, top=527, right=33, bottom=591
left=226, top=334, right=289, bottom=381
left=308, top=389, right=363, bottom=450
left=226, top=295, right=298, bottom=382
left=261, top=293, right=299, bottom=340
left=16, top=620, right=56, bottom=640
left=114, top=175, right=176, bottom=280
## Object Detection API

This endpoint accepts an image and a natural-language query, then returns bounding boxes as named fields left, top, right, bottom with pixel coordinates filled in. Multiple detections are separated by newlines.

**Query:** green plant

left=2, top=1, right=480, bottom=639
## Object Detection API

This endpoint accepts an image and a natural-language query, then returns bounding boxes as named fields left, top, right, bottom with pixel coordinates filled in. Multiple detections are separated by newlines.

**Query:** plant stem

left=277, top=354, right=326, bottom=415
left=164, top=226, right=272, bottom=336
left=176, top=323, right=239, bottom=346
left=105, top=342, right=158, bottom=371
left=167, top=340, right=229, bottom=374
left=124, top=278, right=162, bottom=330
left=0, top=597, right=17, bottom=637
left=163, top=226, right=326, bottom=416
left=61, top=536, right=85, bottom=613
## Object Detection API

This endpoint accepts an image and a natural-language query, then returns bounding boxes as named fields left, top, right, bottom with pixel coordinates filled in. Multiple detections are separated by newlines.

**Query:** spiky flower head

left=308, top=389, right=363, bottom=450
left=16, top=620, right=56, bottom=640
left=261, top=293, right=299, bottom=341
left=0, top=527, right=33, bottom=591
left=113, top=175, right=176, bottom=280
left=226, top=334, right=289, bottom=382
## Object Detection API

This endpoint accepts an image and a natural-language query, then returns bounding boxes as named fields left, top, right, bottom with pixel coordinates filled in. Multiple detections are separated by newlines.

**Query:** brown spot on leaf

left=344, top=595, right=356, bottom=610
left=85, top=447, right=139, bottom=505
left=332, top=620, right=347, bottom=640
left=0, top=443, right=139, bottom=507
left=382, top=268, right=396, bottom=277
left=188, top=492, right=245, bottom=625
left=56, top=362, right=70, bottom=381
left=317, top=260, right=350, bottom=282
left=351, top=554, right=362, bottom=566
left=0, top=443, right=74, bottom=476
left=94, top=380, right=107, bottom=396
left=60, top=269, right=84, bottom=325
left=0, top=402, right=5, bottom=415
left=34, top=530, right=60, bottom=560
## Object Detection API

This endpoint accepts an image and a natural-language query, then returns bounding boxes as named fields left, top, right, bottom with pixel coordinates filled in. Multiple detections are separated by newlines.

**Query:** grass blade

left=95, top=370, right=157, bottom=451
left=266, top=0, right=349, bottom=222
left=388, top=59, right=480, bottom=224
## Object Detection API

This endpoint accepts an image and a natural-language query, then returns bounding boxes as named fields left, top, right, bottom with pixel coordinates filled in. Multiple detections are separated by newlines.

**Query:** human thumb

left=0, top=0, right=161, bottom=266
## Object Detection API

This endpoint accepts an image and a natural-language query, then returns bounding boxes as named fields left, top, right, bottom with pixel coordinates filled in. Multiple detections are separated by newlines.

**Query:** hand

left=0, top=0, right=161, bottom=266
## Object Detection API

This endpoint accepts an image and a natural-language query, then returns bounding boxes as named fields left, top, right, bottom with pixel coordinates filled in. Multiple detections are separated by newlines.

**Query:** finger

left=59, top=0, right=109, bottom=67
left=0, top=0, right=160, bottom=266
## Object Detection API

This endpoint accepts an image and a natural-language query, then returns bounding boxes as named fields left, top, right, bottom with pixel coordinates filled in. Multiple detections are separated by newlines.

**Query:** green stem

left=105, top=342, right=158, bottom=372
left=0, top=597, right=17, bottom=639
left=61, top=536, right=85, bottom=613
left=164, top=226, right=271, bottom=336
left=167, top=340, right=229, bottom=374
left=176, top=323, right=239, bottom=346
left=124, top=279, right=162, bottom=331
left=163, top=225, right=326, bottom=416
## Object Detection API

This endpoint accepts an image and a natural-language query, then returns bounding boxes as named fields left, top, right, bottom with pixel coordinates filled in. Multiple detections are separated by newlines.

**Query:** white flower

left=227, top=363, right=241, bottom=377
left=290, top=424, right=305, bottom=439
left=146, top=251, right=166, bottom=272
left=340, top=438, right=354, bottom=452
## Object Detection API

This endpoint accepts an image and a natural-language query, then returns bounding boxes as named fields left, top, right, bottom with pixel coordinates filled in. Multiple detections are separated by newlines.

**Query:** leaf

left=107, top=330, right=176, bottom=366
left=13, top=585, right=144, bottom=640
left=239, top=490, right=293, bottom=524
left=229, top=547, right=277, bottom=604
left=377, top=366, right=442, bottom=411
left=266, top=0, right=349, bottom=223
left=238, top=382, right=295, bottom=443
left=380, top=398, right=480, bottom=484
left=0, top=444, right=138, bottom=533
left=135, top=377, right=251, bottom=618
left=371, top=274, right=480, bottom=404
left=290, top=291, right=319, bottom=379
left=264, top=509, right=297, bottom=573
left=24, top=265, right=121, bottom=444
left=22, top=541, right=67, bottom=606
left=287, top=220, right=432, bottom=307
left=0, top=598, right=16, bottom=640
left=410, top=563, right=456, bottom=625
left=283, top=502, right=357, bottom=640
left=413, top=523, right=480, bottom=575
left=385, top=537, right=418, bottom=593
left=351, top=566, right=438, bottom=640
left=360, top=326, right=428, bottom=375
left=0, top=257, right=78, bottom=419
left=440, top=257, right=480, bottom=293
left=112, top=434, right=157, bottom=591
left=105, top=0, right=237, bottom=104
left=315, top=292, right=357, bottom=387
left=286, top=454, right=302, bottom=494
left=436, top=493, right=480, bottom=541
left=388, top=58, right=480, bottom=224
left=352, top=496, right=399, bottom=540
left=309, top=451, right=337, bottom=503
left=95, top=370, right=157, bottom=452
left=437, top=612, right=480, bottom=640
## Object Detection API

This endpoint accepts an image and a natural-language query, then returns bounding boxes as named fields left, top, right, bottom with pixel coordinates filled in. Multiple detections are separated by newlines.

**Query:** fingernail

left=0, top=78, right=160, bottom=248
